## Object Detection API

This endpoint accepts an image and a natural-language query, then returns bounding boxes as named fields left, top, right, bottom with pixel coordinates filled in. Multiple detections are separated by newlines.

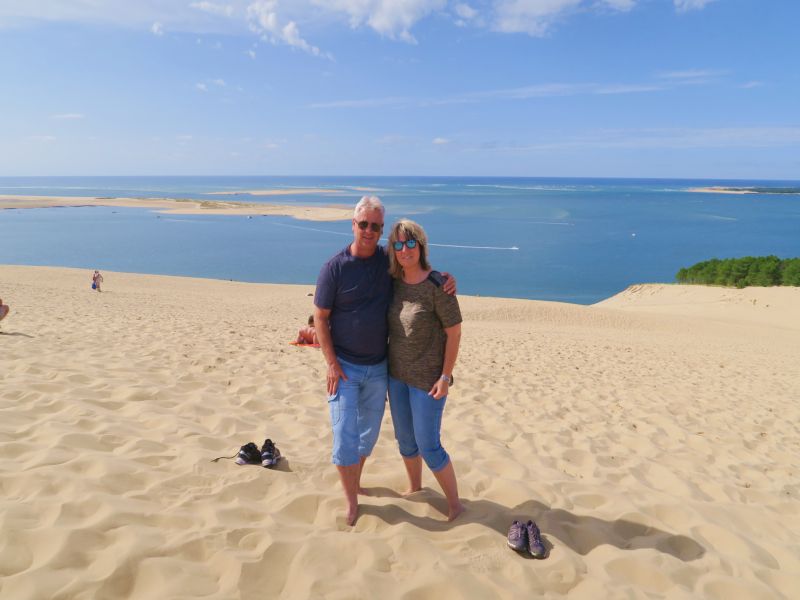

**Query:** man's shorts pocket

left=328, top=395, right=342, bottom=426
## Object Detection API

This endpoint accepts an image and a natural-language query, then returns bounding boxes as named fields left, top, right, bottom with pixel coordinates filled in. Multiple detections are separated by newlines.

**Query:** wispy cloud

left=311, top=79, right=667, bottom=109
left=674, top=0, right=717, bottom=13
left=0, top=1, right=720, bottom=47
left=656, top=69, right=725, bottom=84
left=27, top=135, right=57, bottom=142
left=247, top=0, right=330, bottom=59
left=312, top=0, right=447, bottom=43
left=432, top=137, right=450, bottom=145
left=190, top=2, right=235, bottom=18
left=311, top=95, right=415, bottom=109
left=471, top=127, right=800, bottom=152
left=51, top=113, right=84, bottom=120
left=196, top=83, right=208, bottom=92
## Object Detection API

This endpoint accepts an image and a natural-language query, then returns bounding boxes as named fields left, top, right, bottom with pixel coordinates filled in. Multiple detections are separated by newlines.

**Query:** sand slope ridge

left=1, top=266, right=799, bottom=599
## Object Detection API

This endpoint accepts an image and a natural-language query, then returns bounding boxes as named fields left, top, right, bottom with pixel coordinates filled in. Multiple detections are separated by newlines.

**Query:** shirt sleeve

left=314, top=261, right=337, bottom=310
left=433, top=285, right=462, bottom=329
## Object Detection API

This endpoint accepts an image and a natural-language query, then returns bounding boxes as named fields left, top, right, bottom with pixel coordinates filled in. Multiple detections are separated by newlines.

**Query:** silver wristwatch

left=440, top=374, right=453, bottom=385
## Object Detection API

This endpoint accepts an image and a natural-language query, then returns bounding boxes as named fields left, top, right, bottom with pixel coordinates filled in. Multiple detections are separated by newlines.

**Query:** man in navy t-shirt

left=314, top=195, right=455, bottom=526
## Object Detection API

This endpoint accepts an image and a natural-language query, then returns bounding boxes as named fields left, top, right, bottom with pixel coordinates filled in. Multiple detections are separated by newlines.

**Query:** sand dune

left=1, top=267, right=798, bottom=599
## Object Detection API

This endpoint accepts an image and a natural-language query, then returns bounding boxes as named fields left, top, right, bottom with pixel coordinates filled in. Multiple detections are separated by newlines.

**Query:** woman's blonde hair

left=387, top=219, right=431, bottom=279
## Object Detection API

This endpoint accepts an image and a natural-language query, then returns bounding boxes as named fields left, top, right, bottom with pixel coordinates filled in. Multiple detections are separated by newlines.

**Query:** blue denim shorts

left=328, top=358, right=388, bottom=466
left=388, top=376, right=449, bottom=472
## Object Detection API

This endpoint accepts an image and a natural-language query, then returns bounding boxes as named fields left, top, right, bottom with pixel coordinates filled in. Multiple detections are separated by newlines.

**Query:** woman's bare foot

left=447, top=502, right=465, bottom=522
left=346, top=502, right=359, bottom=526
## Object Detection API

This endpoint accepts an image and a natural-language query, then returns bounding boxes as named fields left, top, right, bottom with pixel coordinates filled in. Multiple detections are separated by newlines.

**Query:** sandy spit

left=0, top=195, right=352, bottom=221
left=1, top=267, right=798, bottom=599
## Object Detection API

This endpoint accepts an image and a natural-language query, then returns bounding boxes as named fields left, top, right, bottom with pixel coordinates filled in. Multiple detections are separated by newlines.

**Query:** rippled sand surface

left=1, top=266, right=798, bottom=599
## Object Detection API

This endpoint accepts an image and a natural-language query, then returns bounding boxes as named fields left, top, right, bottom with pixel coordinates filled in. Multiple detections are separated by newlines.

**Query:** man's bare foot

left=358, top=487, right=370, bottom=496
left=401, top=487, right=423, bottom=497
left=447, top=503, right=465, bottom=522
left=346, top=503, right=359, bottom=526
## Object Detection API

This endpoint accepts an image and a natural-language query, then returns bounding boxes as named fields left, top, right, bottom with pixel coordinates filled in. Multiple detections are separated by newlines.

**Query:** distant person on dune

left=296, top=314, right=318, bottom=345
left=92, top=270, right=104, bottom=292
left=0, top=297, right=9, bottom=323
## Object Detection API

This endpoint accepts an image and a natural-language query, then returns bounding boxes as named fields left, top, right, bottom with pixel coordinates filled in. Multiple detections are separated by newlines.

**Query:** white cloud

left=0, top=0, right=718, bottom=48
left=313, top=0, right=447, bottom=43
left=601, top=0, right=636, bottom=10
left=433, top=137, right=450, bottom=145
left=212, top=78, right=227, bottom=86
left=674, top=0, right=716, bottom=12
left=190, top=2, right=235, bottom=17
left=492, top=0, right=582, bottom=36
left=246, top=48, right=257, bottom=58
left=196, top=83, right=209, bottom=91
left=51, top=113, right=84, bottom=120
left=454, top=3, right=478, bottom=20
left=741, top=81, right=763, bottom=89
left=247, top=0, right=328, bottom=57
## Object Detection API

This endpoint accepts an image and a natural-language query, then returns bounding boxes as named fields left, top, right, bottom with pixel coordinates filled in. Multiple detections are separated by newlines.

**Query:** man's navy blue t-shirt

left=314, top=245, right=393, bottom=365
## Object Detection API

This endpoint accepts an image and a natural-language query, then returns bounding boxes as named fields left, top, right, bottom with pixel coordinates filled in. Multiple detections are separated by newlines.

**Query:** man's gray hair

left=354, top=195, right=385, bottom=218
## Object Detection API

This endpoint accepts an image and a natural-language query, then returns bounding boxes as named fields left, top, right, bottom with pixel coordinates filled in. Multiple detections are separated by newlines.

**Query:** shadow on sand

left=359, top=487, right=705, bottom=562
left=0, top=330, right=34, bottom=337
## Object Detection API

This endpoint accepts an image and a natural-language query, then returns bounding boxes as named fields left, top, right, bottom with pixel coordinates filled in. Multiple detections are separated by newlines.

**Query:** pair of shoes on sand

left=507, top=520, right=546, bottom=558
left=236, top=439, right=281, bottom=468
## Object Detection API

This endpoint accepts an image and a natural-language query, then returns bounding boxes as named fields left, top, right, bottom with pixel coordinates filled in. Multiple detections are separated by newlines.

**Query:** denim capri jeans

left=388, top=375, right=450, bottom=472
left=328, top=357, right=388, bottom=466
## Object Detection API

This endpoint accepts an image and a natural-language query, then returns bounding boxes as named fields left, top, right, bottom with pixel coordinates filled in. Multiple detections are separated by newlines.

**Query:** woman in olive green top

left=387, top=219, right=464, bottom=521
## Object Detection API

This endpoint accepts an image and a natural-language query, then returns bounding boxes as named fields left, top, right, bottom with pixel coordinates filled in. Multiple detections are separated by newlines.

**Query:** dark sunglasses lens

left=357, top=220, right=382, bottom=232
left=393, top=239, right=417, bottom=251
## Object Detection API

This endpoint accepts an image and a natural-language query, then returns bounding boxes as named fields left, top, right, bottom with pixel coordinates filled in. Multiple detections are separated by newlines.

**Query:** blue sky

left=1, top=0, right=798, bottom=178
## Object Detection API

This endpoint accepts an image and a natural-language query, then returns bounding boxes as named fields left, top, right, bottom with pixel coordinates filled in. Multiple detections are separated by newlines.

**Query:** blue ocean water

left=1, top=176, right=799, bottom=304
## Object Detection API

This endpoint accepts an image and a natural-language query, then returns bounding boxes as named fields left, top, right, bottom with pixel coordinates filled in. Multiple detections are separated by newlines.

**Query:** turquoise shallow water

left=1, top=176, right=798, bottom=304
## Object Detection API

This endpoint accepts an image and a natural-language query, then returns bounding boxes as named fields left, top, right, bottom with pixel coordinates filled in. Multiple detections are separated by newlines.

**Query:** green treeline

left=676, top=256, right=800, bottom=287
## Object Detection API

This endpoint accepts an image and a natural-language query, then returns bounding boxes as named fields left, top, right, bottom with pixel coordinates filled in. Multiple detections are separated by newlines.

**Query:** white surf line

left=269, top=221, right=352, bottom=236
left=269, top=220, right=519, bottom=250
left=429, top=243, right=519, bottom=250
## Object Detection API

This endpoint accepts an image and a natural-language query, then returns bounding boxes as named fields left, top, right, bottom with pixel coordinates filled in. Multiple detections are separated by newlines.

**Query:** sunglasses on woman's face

left=355, top=220, right=383, bottom=233
left=393, top=239, right=418, bottom=251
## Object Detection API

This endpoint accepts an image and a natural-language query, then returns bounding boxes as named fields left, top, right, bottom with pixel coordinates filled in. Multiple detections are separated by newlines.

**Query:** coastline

left=688, top=186, right=800, bottom=195
left=2, top=265, right=798, bottom=598
left=0, top=194, right=353, bottom=221
left=206, top=186, right=384, bottom=196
